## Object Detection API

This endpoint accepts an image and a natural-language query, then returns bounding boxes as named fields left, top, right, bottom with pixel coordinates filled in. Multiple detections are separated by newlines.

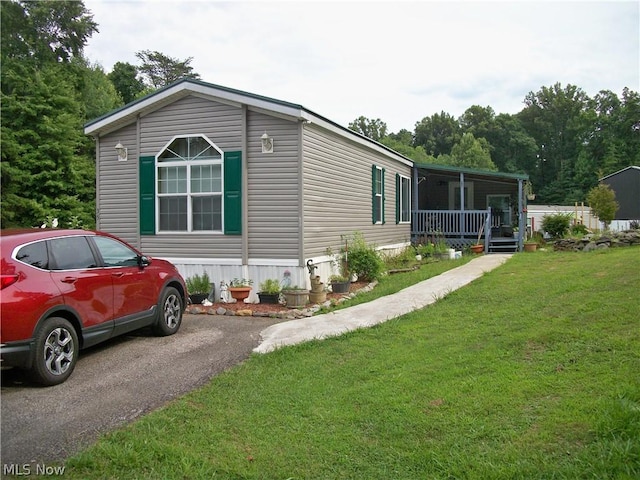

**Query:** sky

left=83, top=0, right=639, bottom=133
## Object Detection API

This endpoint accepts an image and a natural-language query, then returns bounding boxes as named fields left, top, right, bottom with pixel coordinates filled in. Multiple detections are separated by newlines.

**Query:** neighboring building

left=84, top=79, right=413, bottom=295
left=600, top=166, right=640, bottom=227
left=526, top=204, right=603, bottom=236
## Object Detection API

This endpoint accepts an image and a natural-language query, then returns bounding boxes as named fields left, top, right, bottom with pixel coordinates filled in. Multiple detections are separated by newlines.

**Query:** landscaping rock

left=553, top=229, right=639, bottom=251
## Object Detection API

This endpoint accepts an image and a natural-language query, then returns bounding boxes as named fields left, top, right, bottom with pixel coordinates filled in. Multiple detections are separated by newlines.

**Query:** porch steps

left=489, top=237, right=519, bottom=253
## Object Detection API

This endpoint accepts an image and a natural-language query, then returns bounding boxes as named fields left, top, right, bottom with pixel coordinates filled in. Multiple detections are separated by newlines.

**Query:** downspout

left=518, top=179, right=524, bottom=251
left=459, top=172, right=465, bottom=240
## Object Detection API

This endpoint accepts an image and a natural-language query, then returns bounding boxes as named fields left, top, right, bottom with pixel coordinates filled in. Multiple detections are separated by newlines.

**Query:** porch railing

left=411, top=209, right=493, bottom=239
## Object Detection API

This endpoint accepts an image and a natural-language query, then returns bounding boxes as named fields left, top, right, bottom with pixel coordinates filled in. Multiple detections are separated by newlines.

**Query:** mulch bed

left=187, top=281, right=370, bottom=316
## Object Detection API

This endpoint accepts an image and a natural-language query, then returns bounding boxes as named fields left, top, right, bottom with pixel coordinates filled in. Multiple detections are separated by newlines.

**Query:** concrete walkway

left=254, top=253, right=513, bottom=353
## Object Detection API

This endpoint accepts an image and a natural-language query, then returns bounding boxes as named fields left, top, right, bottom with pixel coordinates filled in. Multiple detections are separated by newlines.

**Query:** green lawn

left=64, top=248, right=640, bottom=479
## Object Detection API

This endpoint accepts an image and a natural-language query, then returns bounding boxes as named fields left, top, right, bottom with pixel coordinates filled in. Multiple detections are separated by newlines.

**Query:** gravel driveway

left=1, top=313, right=283, bottom=467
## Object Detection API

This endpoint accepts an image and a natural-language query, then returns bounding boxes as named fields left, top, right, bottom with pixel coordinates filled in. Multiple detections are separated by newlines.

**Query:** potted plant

left=281, top=286, right=309, bottom=308
left=326, top=241, right=352, bottom=293
left=329, top=274, right=350, bottom=294
left=186, top=272, right=211, bottom=304
left=524, top=240, right=538, bottom=252
left=470, top=223, right=485, bottom=254
left=228, top=278, right=253, bottom=301
left=258, top=278, right=281, bottom=304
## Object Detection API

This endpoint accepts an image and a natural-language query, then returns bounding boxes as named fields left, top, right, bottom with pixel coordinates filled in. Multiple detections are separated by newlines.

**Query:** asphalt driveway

left=1, top=313, right=284, bottom=467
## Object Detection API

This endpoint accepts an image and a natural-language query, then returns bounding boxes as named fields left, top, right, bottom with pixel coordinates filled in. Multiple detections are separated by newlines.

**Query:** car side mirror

left=138, top=255, right=151, bottom=268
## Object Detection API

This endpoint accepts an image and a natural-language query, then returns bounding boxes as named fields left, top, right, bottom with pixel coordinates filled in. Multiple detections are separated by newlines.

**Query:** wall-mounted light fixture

left=261, top=131, right=273, bottom=154
left=115, top=142, right=128, bottom=161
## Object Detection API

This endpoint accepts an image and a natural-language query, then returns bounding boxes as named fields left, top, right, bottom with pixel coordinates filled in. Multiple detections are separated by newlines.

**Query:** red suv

left=1, top=229, right=187, bottom=386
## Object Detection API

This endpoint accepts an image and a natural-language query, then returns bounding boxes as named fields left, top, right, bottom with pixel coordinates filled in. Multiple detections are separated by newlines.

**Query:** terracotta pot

left=524, top=243, right=538, bottom=252
left=470, top=244, right=484, bottom=254
left=229, top=286, right=251, bottom=301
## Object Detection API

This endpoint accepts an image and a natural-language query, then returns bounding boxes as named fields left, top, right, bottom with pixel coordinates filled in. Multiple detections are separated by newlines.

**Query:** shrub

left=344, top=232, right=385, bottom=282
left=186, top=272, right=211, bottom=294
left=570, top=223, right=589, bottom=236
left=259, top=279, right=281, bottom=294
left=542, top=213, right=572, bottom=238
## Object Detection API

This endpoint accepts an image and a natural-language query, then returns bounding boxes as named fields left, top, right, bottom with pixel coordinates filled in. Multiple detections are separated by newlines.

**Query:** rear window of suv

left=16, top=241, right=49, bottom=269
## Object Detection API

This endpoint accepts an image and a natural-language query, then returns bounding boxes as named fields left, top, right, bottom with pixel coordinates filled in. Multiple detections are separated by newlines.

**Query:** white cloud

left=84, top=0, right=639, bottom=132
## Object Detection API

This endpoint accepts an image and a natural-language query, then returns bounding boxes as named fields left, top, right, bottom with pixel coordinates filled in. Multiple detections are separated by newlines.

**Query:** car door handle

left=112, top=272, right=124, bottom=278
left=61, top=276, right=77, bottom=284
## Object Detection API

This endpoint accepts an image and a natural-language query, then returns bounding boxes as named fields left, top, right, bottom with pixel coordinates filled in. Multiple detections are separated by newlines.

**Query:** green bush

left=570, top=223, right=589, bottom=236
left=186, top=272, right=211, bottom=294
left=542, top=213, right=572, bottom=238
left=343, top=232, right=385, bottom=282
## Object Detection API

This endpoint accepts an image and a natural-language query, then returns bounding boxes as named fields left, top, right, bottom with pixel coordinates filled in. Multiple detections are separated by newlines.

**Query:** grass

left=63, top=248, right=640, bottom=479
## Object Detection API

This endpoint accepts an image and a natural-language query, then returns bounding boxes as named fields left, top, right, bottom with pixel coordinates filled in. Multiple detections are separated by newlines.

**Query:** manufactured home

left=85, top=79, right=529, bottom=297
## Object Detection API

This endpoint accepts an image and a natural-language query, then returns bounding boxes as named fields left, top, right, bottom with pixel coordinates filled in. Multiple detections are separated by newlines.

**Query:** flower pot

left=524, top=243, right=538, bottom=252
left=228, top=286, right=251, bottom=301
left=330, top=281, right=350, bottom=294
left=258, top=292, right=280, bottom=304
left=470, top=244, right=484, bottom=254
left=189, top=293, right=209, bottom=305
left=282, top=289, right=309, bottom=308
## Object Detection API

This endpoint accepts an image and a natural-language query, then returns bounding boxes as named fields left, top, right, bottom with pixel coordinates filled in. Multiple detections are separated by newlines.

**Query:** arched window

left=156, top=135, right=223, bottom=232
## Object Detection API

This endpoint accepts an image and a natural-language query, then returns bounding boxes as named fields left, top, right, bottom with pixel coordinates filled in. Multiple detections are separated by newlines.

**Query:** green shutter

left=139, top=156, right=155, bottom=235
left=224, top=150, right=242, bottom=235
left=395, top=173, right=400, bottom=224
left=382, top=168, right=386, bottom=224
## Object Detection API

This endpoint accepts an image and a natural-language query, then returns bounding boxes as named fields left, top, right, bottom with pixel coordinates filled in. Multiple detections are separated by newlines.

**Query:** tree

left=108, top=61, right=146, bottom=104
left=518, top=83, right=591, bottom=203
left=413, top=111, right=461, bottom=157
left=135, top=50, right=200, bottom=89
left=586, top=184, right=619, bottom=229
left=348, top=116, right=387, bottom=142
left=1, top=0, right=98, bottom=228
left=1, top=63, right=95, bottom=228
left=449, top=132, right=497, bottom=170
left=1, top=0, right=97, bottom=66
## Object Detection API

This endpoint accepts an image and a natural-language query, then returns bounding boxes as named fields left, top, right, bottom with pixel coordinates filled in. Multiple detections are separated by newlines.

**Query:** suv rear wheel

left=31, top=317, right=78, bottom=386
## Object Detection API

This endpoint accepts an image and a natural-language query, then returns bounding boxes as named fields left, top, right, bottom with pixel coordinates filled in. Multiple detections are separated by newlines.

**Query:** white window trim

left=398, top=174, right=411, bottom=224
left=155, top=135, right=225, bottom=234
left=374, top=165, right=383, bottom=224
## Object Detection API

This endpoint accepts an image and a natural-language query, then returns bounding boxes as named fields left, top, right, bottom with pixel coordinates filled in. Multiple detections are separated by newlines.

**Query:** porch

left=411, top=209, right=522, bottom=252
left=411, top=163, right=530, bottom=253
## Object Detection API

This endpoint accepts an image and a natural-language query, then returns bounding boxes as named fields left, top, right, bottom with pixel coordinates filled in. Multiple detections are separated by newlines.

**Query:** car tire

left=153, top=286, right=183, bottom=336
left=30, top=317, right=79, bottom=386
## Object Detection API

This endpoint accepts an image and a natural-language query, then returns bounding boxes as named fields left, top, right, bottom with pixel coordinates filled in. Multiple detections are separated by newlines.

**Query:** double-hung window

left=397, top=174, right=411, bottom=224
left=372, top=165, right=385, bottom=224
left=157, top=136, right=223, bottom=232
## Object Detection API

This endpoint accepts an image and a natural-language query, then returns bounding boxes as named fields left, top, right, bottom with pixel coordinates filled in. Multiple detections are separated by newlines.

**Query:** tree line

left=350, top=83, right=640, bottom=205
left=2, top=0, right=638, bottom=229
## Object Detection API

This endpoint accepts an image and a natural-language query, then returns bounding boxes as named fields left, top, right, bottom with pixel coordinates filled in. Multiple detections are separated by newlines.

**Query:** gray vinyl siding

left=246, top=111, right=301, bottom=259
left=96, top=125, right=138, bottom=247
left=302, top=123, right=412, bottom=257
left=98, top=94, right=246, bottom=259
